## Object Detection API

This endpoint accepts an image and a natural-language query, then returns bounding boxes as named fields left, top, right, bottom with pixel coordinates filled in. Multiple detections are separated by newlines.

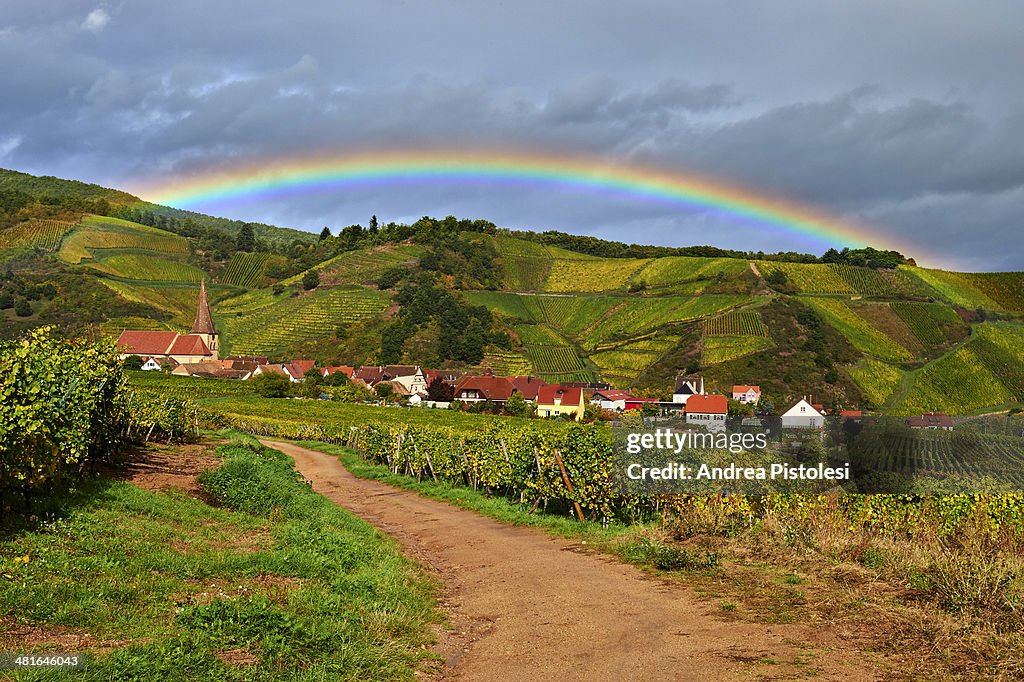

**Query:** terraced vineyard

left=755, top=261, right=855, bottom=295
left=904, top=267, right=1003, bottom=310
left=512, top=323, right=570, bottom=346
left=524, top=345, right=588, bottom=375
left=846, top=358, right=905, bottom=407
left=58, top=215, right=189, bottom=264
left=284, top=245, right=424, bottom=287
left=590, top=349, right=662, bottom=379
left=0, top=218, right=78, bottom=251
left=802, top=297, right=914, bottom=362
left=481, top=349, right=533, bottom=375
left=849, top=302, right=924, bottom=357
left=628, top=256, right=750, bottom=293
left=891, top=302, right=964, bottom=350
left=893, top=324, right=1024, bottom=415
left=221, top=286, right=392, bottom=356
left=99, top=280, right=207, bottom=327
left=88, top=253, right=206, bottom=283
left=544, top=256, right=650, bottom=292
left=219, top=252, right=272, bottom=287
left=702, top=335, right=774, bottom=365
left=492, top=235, right=553, bottom=290
left=703, top=310, right=769, bottom=337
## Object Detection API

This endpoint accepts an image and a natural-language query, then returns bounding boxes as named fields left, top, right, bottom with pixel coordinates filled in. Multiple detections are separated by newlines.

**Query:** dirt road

left=262, top=440, right=880, bottom=681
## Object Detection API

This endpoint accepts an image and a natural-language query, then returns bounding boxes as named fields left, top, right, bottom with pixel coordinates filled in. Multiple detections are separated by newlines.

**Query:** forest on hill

left=2, top=167, right=1023, bottom=415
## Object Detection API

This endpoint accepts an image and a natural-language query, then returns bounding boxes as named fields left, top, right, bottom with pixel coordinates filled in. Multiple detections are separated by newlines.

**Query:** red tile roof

left=509, top=376, right=547, bottom=401
left=116, top=330, right=179, bottom=356
left=454, top=375, right=515, bottom=401
left=353, top=366, right=385, bottom=385
left=322, top=365, right=355, bottom=378
left=732, top=385, right=761, bottom=394
left=685, top=393, right=729, bottom=415
left=840, top=410, right=863, bottom=419
left=905, top=413, right=953, bottom=428
left=537, top=385, right=585, bottom=406
left=593, top=389, right=633, bottom=401
left=167, top=334, right=212, bottom=357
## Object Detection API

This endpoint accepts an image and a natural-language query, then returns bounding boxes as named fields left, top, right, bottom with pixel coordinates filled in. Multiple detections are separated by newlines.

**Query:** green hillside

left=2, top=168, right=1023, bottom=415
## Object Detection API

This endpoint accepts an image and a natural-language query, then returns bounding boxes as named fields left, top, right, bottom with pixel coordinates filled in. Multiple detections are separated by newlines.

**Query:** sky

left=1, top=1, right=1022, bottom=271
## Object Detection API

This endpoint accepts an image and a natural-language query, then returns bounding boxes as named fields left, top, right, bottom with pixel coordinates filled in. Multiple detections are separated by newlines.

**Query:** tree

left=319, top=226, right=331, bottom=241
left=252, top=372, right=292, bottom=398
left=369, top=215, right=379, bottom=233
left=504, top=392, right=532, bottom=418
left=302, top=270, right=320, bottom=290
left=375, top=382, right=394, bottom=401
left=14, top=298, right=32, bottom=317
left=123, top=355, right=144, bottom=370
left=236, top=224, right=256, bottom=252
left=0, top=292, right=12, bottom=309
left=426, top=377, right=454, bottom=402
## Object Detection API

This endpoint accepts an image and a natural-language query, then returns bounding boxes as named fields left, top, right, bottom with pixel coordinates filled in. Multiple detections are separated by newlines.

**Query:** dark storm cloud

left=1, top=1, right=1023, bottom=269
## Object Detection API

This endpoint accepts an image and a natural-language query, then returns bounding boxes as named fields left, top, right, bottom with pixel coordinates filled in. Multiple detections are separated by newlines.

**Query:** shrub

left=13, top=297, right=32, bottom=316
left=302, top=270, right=320, bottom=290
left=252, top=372, right=292, bottom=398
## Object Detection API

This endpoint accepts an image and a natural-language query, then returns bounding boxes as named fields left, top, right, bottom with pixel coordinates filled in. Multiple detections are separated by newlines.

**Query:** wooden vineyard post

left=553, top=449, right=586, bottom=522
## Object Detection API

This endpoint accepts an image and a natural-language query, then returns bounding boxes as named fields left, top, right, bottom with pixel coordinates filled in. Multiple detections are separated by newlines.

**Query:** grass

left=0, top=436, right=438, bottom=681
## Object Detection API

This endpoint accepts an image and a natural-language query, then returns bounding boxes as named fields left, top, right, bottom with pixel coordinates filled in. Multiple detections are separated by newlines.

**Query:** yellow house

left=535, top=385, right=586, bottom=421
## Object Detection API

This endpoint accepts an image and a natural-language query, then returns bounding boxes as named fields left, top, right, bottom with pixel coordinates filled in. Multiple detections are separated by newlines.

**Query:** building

left=190, top=280, right=219, bottom=361
left=781, top=399, right=825, bottom=429
left=732, top=385, right=761, bottom=404
left=321, top=366, right=355, bottom=380
left=384, top=365, right=428, bottom=394
left=905, top=413, right=954, bottom=431
left=685, top=393, right=729, bottom=432
left=509, top=376, right=547, bottom=402
left=591, top=389, right=634, bottom=412
left=673, top=376, right=705, bottom=405
left=453, top=375, right=515, bottom=404
left=116, top=281, right=219, bottom=366
left=536, top=385, right=586, bottom=421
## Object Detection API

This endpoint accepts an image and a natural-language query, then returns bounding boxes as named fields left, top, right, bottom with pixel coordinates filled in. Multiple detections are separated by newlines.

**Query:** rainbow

left=133, top=148, right=926, bottom=260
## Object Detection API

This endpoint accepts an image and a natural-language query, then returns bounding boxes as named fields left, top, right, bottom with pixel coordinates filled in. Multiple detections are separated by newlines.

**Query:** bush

left=252, top=372, right=292, bottom=398
left=13, top=297, right=31, bottom=316
left=0, top=292, right=12, bottom=309
left=124, top=355, right=144, bottom=370
left=302, top=270, right=320, bottom=290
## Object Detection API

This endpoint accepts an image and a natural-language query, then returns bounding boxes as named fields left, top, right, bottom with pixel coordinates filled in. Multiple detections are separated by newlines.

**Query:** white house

left=732, top=385, right=761, bottom=404
left=684, top=394, right=729, bottom=433
left=590, top=389, right=633, bottom=412
left=673, top=376, right=705, bottom=405
left=781, top=399, right=825, bottom=429
left=140, top=356, right=164, bottom=371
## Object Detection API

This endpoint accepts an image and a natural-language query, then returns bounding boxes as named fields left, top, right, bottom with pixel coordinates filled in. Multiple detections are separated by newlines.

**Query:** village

left=116, top=282, right=956, bottom=432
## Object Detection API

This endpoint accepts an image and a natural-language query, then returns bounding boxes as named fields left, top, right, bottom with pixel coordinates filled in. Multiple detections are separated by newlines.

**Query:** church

left=116, top=280, right=220, bottom=366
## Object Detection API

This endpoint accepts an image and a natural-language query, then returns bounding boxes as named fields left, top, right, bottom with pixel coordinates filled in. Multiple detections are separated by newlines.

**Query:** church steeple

left=191, top=280, right=219, bottom=360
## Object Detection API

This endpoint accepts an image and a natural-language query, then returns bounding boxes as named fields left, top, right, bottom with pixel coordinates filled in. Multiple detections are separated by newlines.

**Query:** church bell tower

left=191, top=279, right=219, bottom=360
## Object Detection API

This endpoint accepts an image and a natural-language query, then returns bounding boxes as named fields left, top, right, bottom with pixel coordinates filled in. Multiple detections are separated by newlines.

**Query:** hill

left=2, top=168, right=1022, bottom=415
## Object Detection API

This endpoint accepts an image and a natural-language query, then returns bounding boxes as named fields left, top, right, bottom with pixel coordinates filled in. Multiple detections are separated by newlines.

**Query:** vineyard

left=891, top=302, right=964, bottom=350
left=755, top=261, right=855, bottom=295
left=99, top=280, right=209, bottom=327
left=524, top=345, right=589, bottom=375
left=0, top=329, right=199, bottom=509
left=903, top=267, right=1004, bottom=310
left=218, top=252, right=272, bottom=287
left=846, top=358, right=905, bottom=407
left=0, top=218, right=78, bottom=251
left=850, top=426, right=1024, bottom=487
left=629, top=256, right=750, bottom=292
left=283, top=245, right=424, bottom=287
left=701, top=335, right=774, bottom=365
left=892, top=325, right=1024, bottom=415
left=848, top=302, right=924, bottom=357
left=481, top=349, right=533, bottom=375
left=491, top=235, right=553, bottom=290
left=703, top=310, right=769, bottom=337
left=221, top=286, right=392, bottom=356
left=58, top=215, right=189, bottom=264
left=802, top=297, right=914, bottom=362
left=544, top=257, right=651, bottom=293
left=88, top=253, right=207, bottom=283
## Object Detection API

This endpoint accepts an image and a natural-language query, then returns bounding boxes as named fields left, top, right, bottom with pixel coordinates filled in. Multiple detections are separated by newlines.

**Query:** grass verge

left=0, top=435, right=438, bottom=681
